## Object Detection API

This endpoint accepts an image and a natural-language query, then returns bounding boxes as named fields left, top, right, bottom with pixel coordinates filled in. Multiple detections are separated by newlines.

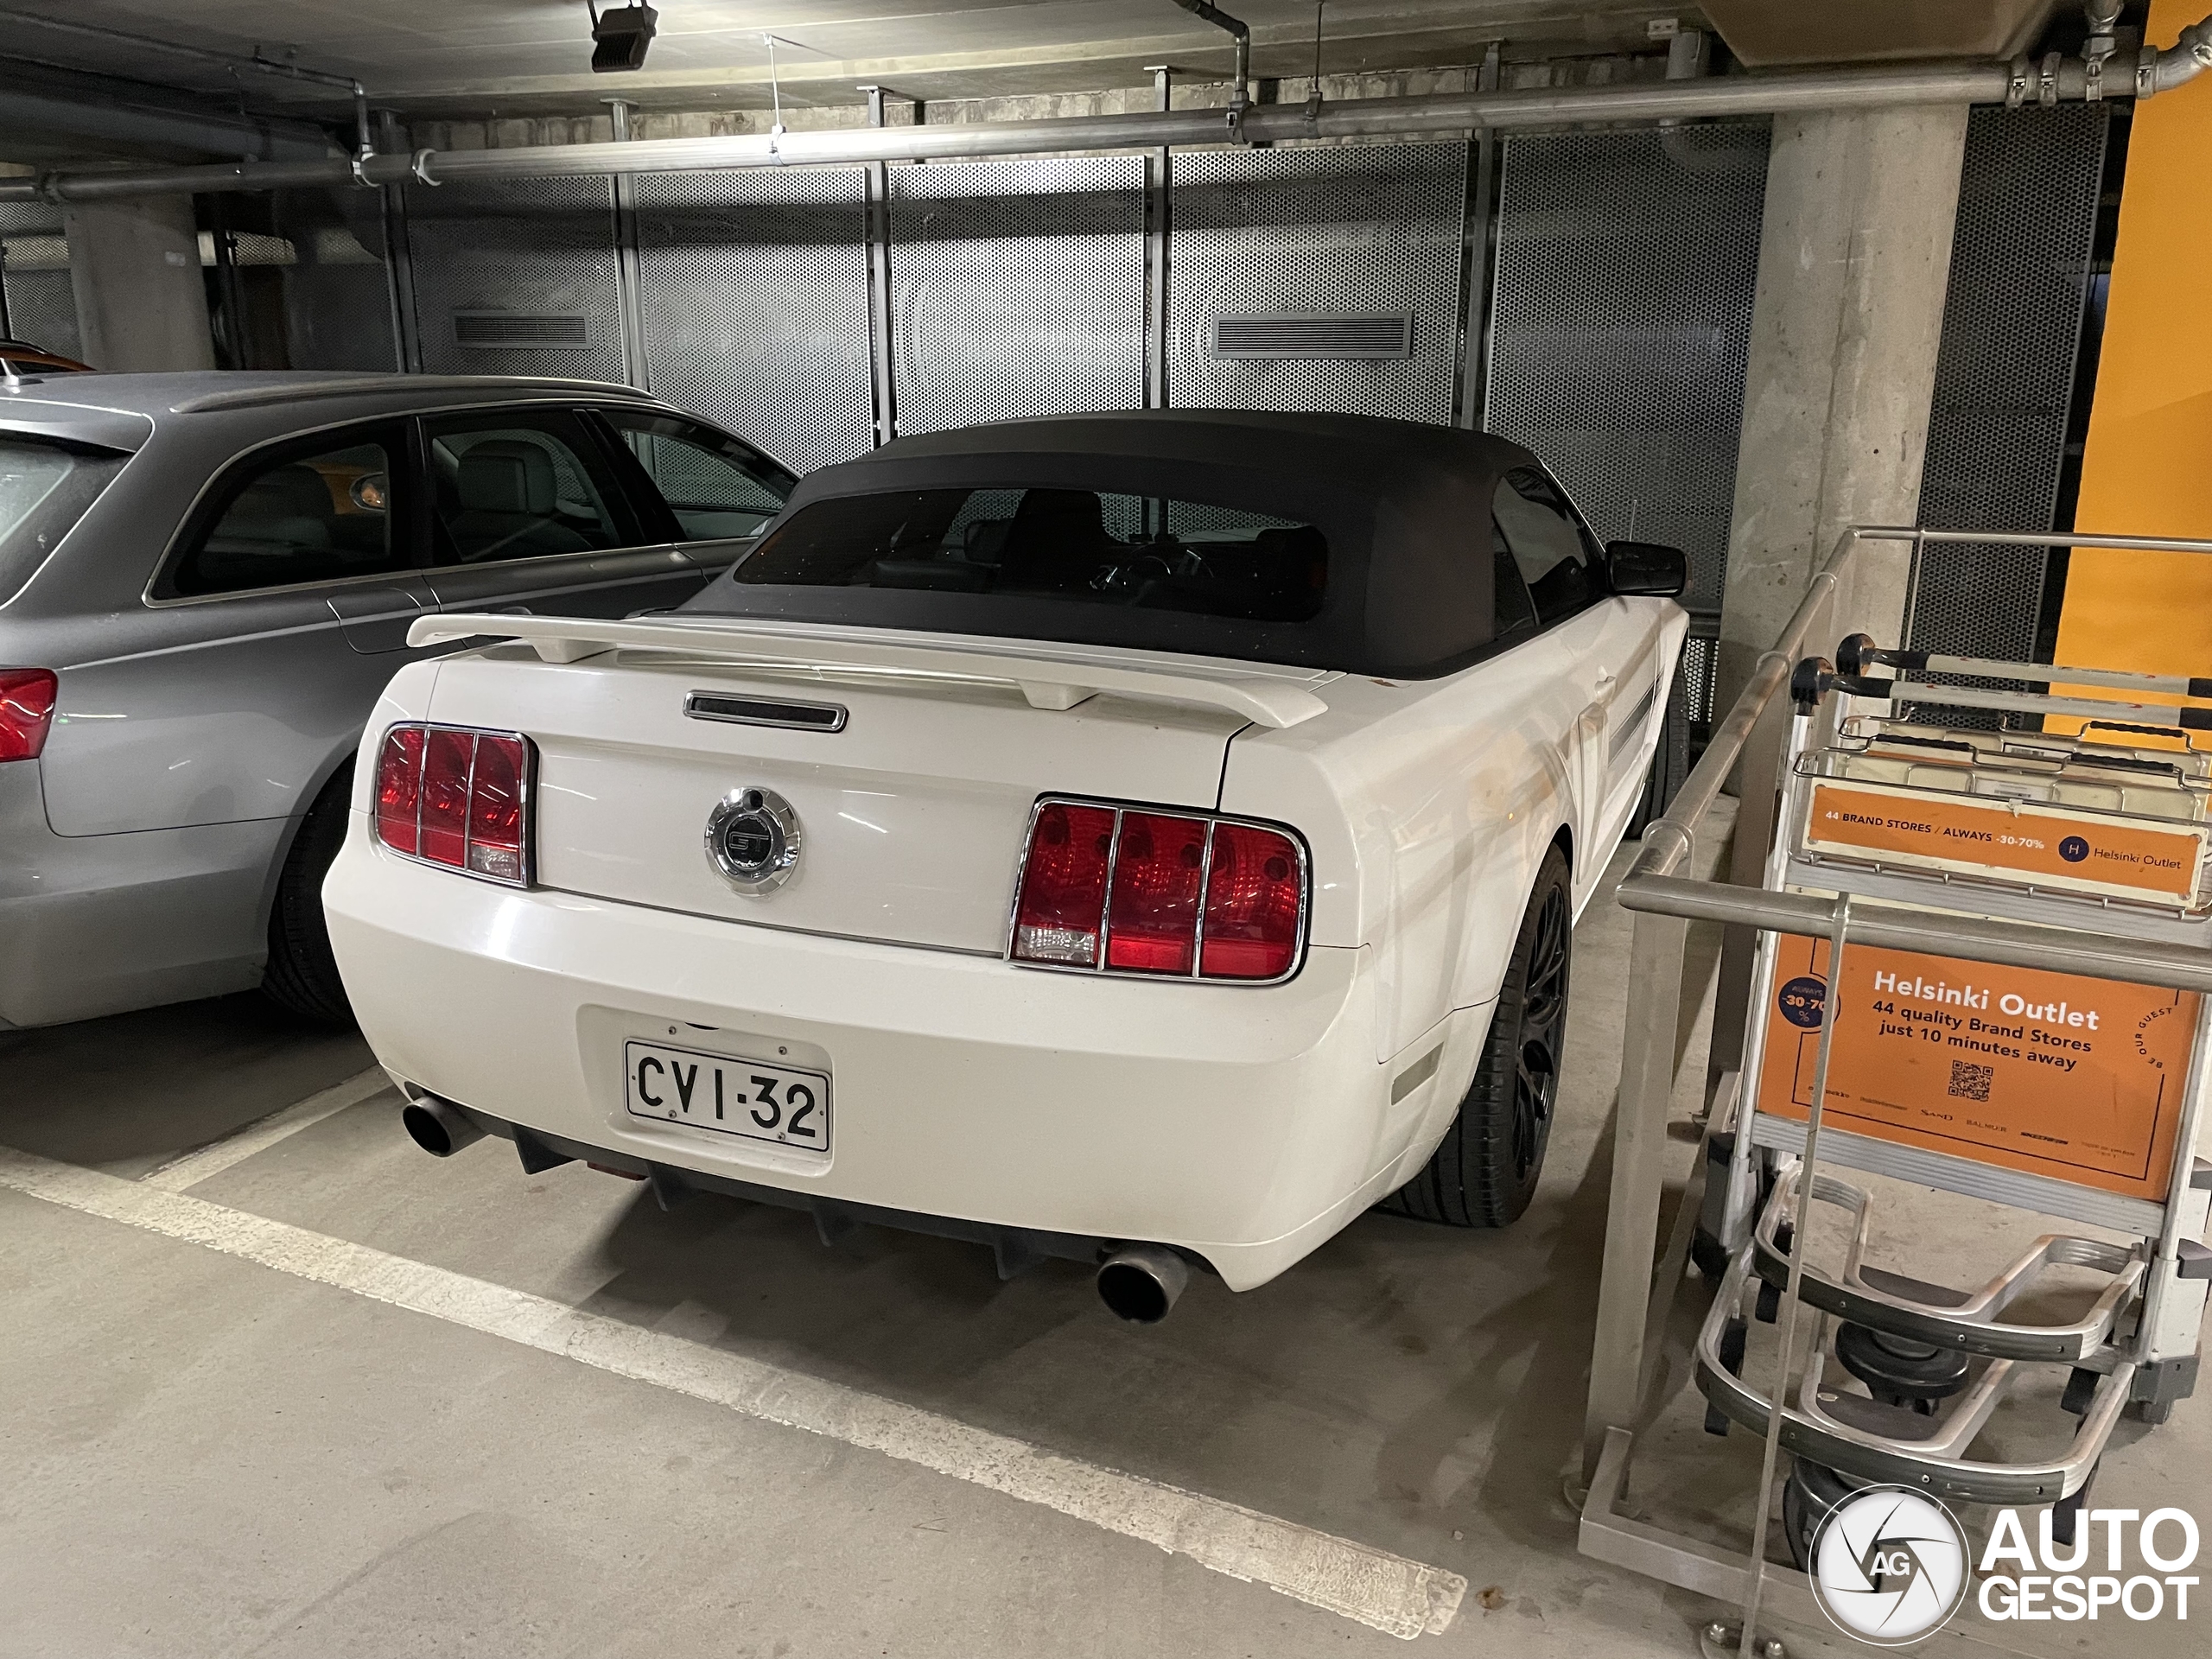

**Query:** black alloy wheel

left=1511, top=874, right=1572, bottom=1191
left=1382, top=843, right=1573, bottom=1229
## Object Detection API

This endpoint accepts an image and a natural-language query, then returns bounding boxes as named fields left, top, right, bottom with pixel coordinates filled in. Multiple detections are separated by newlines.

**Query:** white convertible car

left=324, top=411, right=1687, bottom=1319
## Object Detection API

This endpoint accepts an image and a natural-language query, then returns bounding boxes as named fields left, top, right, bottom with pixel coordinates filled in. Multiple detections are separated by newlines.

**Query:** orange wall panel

left=2052, top=0, right=2212, bottom=684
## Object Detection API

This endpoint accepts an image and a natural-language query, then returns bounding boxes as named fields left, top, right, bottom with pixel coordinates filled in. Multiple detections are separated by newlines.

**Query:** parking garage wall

left=170, top=60, right=2112, bottom=715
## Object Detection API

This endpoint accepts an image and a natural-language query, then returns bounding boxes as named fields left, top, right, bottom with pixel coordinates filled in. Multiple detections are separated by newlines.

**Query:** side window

left=601, top=409, right=794, bottom=542
left=1493, top=467, right=1606, bottom=626
left=1491, top=522, right=1538, bottom=639
left=423, top=411, right=634, bottom=566
left=168, top=429, right=404, bottom=598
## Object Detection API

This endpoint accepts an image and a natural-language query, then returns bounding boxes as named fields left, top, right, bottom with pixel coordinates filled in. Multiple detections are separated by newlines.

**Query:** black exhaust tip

left=401, top=1093, right=486, bottom=1157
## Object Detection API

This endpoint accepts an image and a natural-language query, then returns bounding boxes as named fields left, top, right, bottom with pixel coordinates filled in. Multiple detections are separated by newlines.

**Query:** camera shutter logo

left=1810, top=1486, right=1971, bottom=1645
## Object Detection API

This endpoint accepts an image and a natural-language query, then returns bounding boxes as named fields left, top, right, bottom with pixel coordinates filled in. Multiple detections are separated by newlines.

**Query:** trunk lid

left=429, top=641, right=1325, bottom=956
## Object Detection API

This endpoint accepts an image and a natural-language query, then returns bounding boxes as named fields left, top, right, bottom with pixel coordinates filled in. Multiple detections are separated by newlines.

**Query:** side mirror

left=1607, top=539, right=1687, bottom=598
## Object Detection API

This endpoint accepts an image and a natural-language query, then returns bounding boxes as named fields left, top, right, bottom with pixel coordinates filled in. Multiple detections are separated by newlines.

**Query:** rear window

left=0, top=436, right=130, bottom=607
left=732, top=486, right=1328, bottom=623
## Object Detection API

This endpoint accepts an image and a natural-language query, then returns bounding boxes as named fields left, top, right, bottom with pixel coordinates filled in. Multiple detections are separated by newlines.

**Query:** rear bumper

left=327, top=813, right=1474, bottom=1290
left=0, top=761, right=274, bottom=1027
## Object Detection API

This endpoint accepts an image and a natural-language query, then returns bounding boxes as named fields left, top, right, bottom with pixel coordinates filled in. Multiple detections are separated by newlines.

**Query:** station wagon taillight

left=1010, top=798, right=1306, bottom=982
left=0, top=668, right=57, bottom=761
left=374, top=721, right=533, bottom=885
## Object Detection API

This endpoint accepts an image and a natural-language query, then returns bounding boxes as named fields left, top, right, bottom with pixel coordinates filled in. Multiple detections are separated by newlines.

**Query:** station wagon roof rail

left=168, top=375, right=654, bottom=415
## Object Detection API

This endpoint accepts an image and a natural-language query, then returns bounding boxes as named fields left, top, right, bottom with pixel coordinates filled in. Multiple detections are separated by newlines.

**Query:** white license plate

left=622, top=1040, right=830, bottom=1154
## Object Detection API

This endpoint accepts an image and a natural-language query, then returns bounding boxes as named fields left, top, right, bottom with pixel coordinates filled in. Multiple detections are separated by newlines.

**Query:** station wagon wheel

left=261, top=766, right=357, bottom=1027
left=1379, top=843, right=1573, bottom=1230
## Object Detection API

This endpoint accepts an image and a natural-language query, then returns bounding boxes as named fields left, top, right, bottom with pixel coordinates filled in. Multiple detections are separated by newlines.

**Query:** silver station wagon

left=0, top=372, right=794, bottom=1030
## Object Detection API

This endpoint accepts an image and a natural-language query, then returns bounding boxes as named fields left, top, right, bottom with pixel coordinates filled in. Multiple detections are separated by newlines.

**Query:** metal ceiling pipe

left=1170, top=0, right=1252, bottom=130
left=3, top=26, right=2206, bottom=205
left=2145, top=15, right=2212, bottom=92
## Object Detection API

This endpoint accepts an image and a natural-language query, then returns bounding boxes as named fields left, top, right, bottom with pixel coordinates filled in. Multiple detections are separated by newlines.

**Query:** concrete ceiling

left=0, top=0, right=1694, bottom=123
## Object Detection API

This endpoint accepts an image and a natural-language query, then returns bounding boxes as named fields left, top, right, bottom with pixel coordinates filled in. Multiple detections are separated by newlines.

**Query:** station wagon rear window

left=731, top=487, right=1328, bottom=624
left=0, top=436, right=130, bottom=607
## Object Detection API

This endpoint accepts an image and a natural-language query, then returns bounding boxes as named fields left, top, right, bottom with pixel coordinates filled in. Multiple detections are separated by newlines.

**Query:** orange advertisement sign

left=1753, top=938, right=2196, bottom=1203
left=1805, top=781, right=2206, bottom=906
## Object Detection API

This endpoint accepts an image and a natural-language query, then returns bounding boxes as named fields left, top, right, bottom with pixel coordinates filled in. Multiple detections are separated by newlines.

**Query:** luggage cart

left=1698, top=639, right=2212, bottom=1566
left=1574, top=524, right=2212, bottom=1659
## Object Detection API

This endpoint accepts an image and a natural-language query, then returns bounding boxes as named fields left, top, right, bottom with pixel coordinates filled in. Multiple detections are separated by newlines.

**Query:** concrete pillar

left=64, top=195, right=215, bottom=372
left=1714, top=105, right=1968, bottom=712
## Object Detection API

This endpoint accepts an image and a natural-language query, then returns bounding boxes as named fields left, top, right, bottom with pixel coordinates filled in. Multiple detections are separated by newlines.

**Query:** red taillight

left=0, top=668, right=58, bottom=762
left=1012, top=798, right=1306, bottom=982
left=419, top=728, right=473, bottom=867
left=1105, top=812, right=1208, bottom=973
left=374, top=726, right=424, bottom=854
left=464, top=734, right=528, bottom=881
left=372, top=722, right=533, bottom=886
left=1010, top=801, right=1116, bottom=965
left=1199, top=822, right=1305, bottom=981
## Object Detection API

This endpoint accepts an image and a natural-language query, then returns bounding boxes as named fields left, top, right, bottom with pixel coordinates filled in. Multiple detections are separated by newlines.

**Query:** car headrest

left=235, top=463, right=336, bottom=523
left=998, top=489, right=1111, bottom=588
left=457, top=440, right=558, bottom=516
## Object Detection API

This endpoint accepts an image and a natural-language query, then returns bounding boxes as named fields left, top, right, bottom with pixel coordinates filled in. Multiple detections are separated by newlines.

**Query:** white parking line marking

left=142, top=1067, right=394, bottom=1192
left=0, top=1145, right=1465, bottom=1638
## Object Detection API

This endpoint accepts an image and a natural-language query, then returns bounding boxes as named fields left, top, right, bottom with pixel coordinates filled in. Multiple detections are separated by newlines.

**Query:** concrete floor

left=2, top=818, right=2203, bottom=1659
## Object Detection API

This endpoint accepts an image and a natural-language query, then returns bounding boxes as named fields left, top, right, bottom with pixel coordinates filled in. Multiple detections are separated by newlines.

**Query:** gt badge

left=706, top=787, right=803, bottom=893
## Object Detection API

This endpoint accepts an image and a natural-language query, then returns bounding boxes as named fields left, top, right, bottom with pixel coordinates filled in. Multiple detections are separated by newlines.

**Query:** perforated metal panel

left=1486, top=124, right=1768, bottom=616
left=1910, top=105, right=2109, bottom=670
left=635, top=167, right=873, bottom=472
left=889, top=156, right=1145, bottom=435
left=1170, top=144, right=1465, bottom=423
left=404, top=175, right=626, bottom=382
left=0, top=203, right=79, bottom=359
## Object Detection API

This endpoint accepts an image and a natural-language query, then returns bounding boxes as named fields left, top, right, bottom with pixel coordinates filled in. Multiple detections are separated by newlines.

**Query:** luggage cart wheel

left=1834, top=1322, right=1972, bottom=1414
left=1752, top=1221, right=1794, bottom=1321
left=1705, top=1316, right=1750, bottom=1437
left=2048, top=1464, right=2098, bottom=1550
left=1691, top=1225, right=1731, bottom=1284
left=2059, top=1365, right=2101, bottom=1416
left=1783, top=1458, right=1858, bottom=1572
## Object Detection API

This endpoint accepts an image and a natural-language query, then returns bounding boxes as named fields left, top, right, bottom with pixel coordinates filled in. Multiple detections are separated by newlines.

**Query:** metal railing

left=1577, top=521, right=2212, bottom=1652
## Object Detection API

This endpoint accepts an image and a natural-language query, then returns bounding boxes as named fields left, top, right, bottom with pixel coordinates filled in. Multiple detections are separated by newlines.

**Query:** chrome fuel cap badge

left=706, top=787, right=802, bottom=893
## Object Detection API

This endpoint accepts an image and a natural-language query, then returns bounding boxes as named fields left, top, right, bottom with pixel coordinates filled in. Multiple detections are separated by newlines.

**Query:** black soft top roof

left=693, top=410, right=1540, bottom=677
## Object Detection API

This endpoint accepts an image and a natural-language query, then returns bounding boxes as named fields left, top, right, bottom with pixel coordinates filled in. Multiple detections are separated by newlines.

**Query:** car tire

left=261, top=766, right=356, bottom=1027
left=1626, top=669, right=1691, bottom=842
left=1380, top=843, right=1572, bottom=1229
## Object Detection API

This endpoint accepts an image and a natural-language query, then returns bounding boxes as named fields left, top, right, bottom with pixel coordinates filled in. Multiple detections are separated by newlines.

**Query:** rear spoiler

left=409, top=612, right=1332, bottom=731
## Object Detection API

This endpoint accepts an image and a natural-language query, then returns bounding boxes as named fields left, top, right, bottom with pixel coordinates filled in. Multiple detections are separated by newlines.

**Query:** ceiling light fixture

left=588, top=0, right=658, bottom=73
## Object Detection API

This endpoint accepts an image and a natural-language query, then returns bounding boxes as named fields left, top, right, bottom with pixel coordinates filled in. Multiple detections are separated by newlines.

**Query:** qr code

left=1948, top=1060, right=1993, bottom=1103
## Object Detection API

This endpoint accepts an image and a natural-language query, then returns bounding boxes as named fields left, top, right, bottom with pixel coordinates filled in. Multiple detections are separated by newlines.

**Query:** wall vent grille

left=453, top=311, right=591, bottom=348
left=1210, top=313, right=1412, bottom=359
